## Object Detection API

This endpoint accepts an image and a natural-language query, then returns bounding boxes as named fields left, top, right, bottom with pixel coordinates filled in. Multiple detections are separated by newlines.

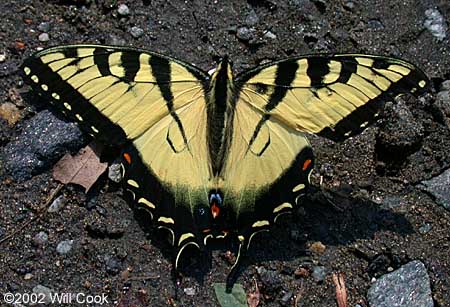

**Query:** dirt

left=0, top=0, right=449, bottom=306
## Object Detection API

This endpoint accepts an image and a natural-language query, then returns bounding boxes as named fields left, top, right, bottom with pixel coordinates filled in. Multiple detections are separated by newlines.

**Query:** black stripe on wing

left=21, top=54, right=128, bottom=145
left=317, top=56, right=430, bottom=141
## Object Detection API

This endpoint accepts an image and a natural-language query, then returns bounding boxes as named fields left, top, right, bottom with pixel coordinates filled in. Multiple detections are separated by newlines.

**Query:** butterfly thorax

left=206, top=57, right=236, bottom=177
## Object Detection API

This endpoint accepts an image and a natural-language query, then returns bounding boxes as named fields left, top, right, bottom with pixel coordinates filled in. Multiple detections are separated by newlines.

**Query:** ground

left=0, top=0, right=449, bottom=306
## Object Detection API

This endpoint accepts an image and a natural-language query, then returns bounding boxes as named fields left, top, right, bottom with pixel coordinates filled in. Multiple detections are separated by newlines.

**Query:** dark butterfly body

left=21, top=45, right=429, bottom=282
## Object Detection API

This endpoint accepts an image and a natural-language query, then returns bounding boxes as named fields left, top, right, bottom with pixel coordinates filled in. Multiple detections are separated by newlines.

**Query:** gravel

left=419, top=168, right=450, bottom=211
left=367, top=260, right=433, bottom=307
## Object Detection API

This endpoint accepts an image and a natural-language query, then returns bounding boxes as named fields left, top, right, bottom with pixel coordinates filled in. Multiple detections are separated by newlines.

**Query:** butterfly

left=21, top=45, right=429, bottom=284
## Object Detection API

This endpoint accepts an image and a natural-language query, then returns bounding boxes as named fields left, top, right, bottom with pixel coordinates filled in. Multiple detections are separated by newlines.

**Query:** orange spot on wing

left=123, top=153, right=132, bottom=164
left=302, top=159, right=312, bottom=171
left=211, top=203, right=220, bottom=218
left=202, top=228, right=211, bottom=233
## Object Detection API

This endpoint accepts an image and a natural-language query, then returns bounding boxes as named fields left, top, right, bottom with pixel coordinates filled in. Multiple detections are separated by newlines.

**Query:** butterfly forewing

left=236, top=54, right=430, bottom=141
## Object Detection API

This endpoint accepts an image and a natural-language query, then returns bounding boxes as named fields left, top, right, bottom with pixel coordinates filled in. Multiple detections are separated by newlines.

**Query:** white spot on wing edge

left=252, top=220, right=270, bottom=228
left=418, top=80, right=426, bottom=88
left=41, top=84, right=48, bottom=91
left=63, top=102, right=72, bottom=110
left=292, top=183, right=306, bottom=193
left=51, top=93, right=60, bottom=100
left=31, top=75, right=39, bottom=83
left=91, top=126, right=99, bottom=133
left=127, top=179, right=139, bottom=188
left=138, top=197, right=155, bottom=209
left=23, top=67, right=31, bottom=75
left=273, top=202, right=293, bottom=214
left=178, top=233, right=195, bottom=246
left=75, top=114, right=83, bottom=122
left=158, top=216, right=175, bottom=224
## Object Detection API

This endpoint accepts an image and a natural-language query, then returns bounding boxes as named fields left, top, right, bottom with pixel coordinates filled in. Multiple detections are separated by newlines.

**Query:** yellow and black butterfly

left=21, top=45, right=429, bottom=282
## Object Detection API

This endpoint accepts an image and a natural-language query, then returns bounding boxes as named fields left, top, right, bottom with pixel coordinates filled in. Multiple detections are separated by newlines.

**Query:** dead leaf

left=247, top=278, right=260, bottom=307
left=52, top=142, right=107, bottom=192
left=0, top=102, right=23, bottom=125
left=332, top=272, right=348, bottom=307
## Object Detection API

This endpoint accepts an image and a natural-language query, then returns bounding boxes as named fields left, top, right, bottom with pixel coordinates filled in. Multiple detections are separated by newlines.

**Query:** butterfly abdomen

left=206, top=57, right=236, bottom=176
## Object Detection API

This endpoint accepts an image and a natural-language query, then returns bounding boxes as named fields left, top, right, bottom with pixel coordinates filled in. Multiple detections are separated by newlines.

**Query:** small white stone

left=38, top=33, right=50, bottom=42
left=118, top=4, right=130, bottom=16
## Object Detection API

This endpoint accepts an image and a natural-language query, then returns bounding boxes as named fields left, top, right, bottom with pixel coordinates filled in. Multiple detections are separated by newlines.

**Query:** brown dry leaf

left=247, top=278, right=260, bottom=307
left=0, top=102, right=23, bottom=125
left=52, top=142, right=107, bottom=192
left=332, top=272, right=348, bottom=307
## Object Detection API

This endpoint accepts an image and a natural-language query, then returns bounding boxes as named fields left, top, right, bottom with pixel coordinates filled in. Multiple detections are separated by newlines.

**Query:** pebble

left=33, top=231, right=49, bottom=246
left=367, top=260, right=433, bottom=307
left=343, top=1, right=355, bottom=11
left=434, top=83, right=450, bottom=119
left=117, top=4, right=130, bottom=16
left=294, top=267, right=310, bottom=278
left=418, top=223, right=432, bottom=234
left=441, top=80, right=450, bottom=91
left=47, top=195, right=65, bottom=213
left=183, top=287, right=196, bottom=296
left=424, top=9, right=447, bottom=41
left=245, top=9, right=259, bottom=26
left=105, top=255, right=122, bottom=275
left=419, top=168, right=450, bottom=211
left=309, top=241, right=326, bottom=254
left=0, top=53, right=5, bottom=62
left=311, top=266, right=326, bottom=282
left=257, top=267, right=281, bottom=292
left=263, top=30, right=277, bottom=40
left=38, top=22, right=50, bottom=32
left=108, top=162, right=123, bottom=183
left=319, top=163, right=333, bottom=177
left=236, top=26, right=254, bottom=41
left=280, top=291, right=293, bottom=305
left=376, top=100, right=423, bottom=161
left=32, top=285, right=52, bottom=304
left=56, top=239, right=74, bottom=255
left=367, top=19, right=384, bottom=29
left=24, top=273, right=33, bottom=280
left=130, top=26, right=144, bottom=38
left=1, top=110, right=86, bottom=182
left=38, top=33, right=50, bottom=42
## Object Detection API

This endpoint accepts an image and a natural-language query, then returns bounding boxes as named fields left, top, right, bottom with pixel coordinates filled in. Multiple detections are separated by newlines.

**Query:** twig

left=0, top=183, right=63, bottom=245
left=332, top=272, right=348, bottom=307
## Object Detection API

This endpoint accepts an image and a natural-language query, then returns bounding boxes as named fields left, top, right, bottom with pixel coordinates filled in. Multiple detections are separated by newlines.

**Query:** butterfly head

left=210, top=56, right=233, bottom=81
left=209, top=192, right=223, bottom=219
